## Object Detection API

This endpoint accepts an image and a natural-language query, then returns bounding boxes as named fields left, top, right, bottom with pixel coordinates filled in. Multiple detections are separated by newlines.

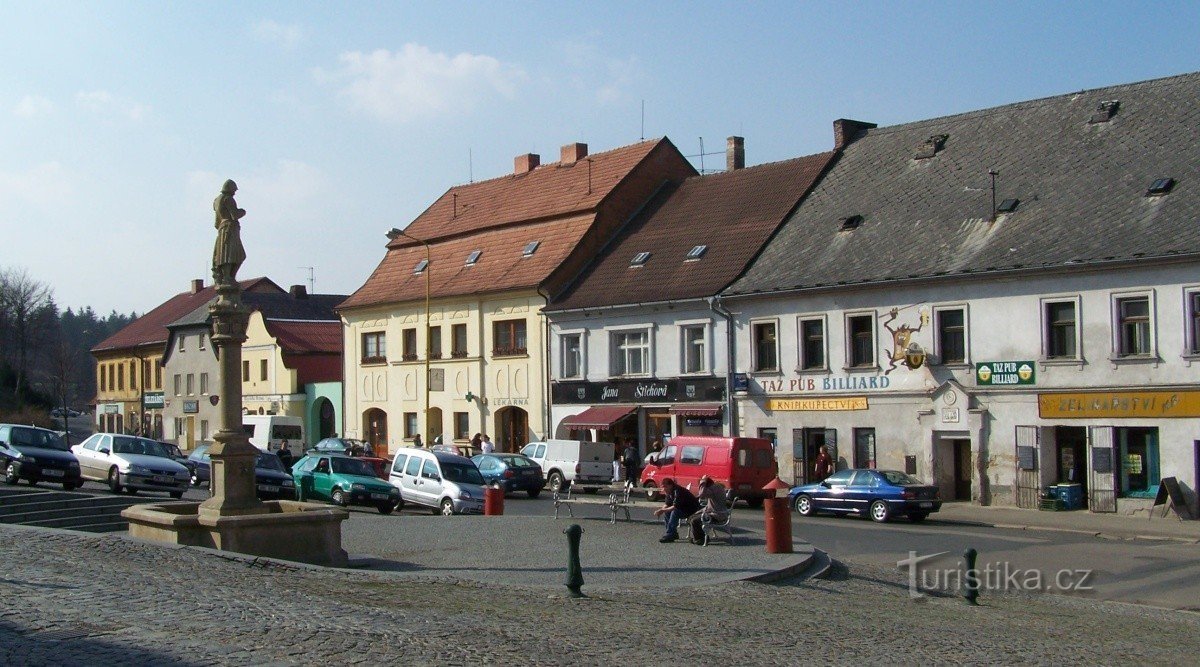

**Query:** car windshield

left=191, top=445, right=211, bottom=461
left=9, top=427, right=68, bottom=451
left=497, top=454, right=537, bottom=468
left=879, top=470, right=924, bottom=485
left=330, top=457, right=376, bottom=477
left=441, top=462, right=485, bottom=485
left=256, top=453, right=287, bottom=471
left=112, top=436, right=172, bottom=458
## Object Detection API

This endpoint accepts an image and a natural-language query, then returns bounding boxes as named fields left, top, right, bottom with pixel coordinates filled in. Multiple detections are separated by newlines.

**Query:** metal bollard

left=564, top=524, right=585, bottom=598
left=963, top=547, right=979, bottom=605
left=763, top=497, right=793, bottom=554
left=484, top=486, right=505, bottom=515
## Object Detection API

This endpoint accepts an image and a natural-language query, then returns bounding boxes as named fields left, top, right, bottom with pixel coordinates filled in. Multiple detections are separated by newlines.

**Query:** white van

left=520, top=439, right=613, bottom=494
left=242, top=415, right=304, bottom=454
left=387, top=447, right=486, bottom=515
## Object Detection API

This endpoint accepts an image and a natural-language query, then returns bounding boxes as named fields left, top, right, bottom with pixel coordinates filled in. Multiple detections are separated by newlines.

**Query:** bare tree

left=0, top=268, right=53, bottom=406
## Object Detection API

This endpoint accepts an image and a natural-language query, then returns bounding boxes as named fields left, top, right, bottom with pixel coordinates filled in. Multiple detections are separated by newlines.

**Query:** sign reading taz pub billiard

left=975, top=361, right=1035, bottom=386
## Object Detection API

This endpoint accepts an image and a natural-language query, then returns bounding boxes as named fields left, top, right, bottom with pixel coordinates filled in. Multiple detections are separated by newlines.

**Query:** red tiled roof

left=266, top=320, right=343, bottom=354
left=547, top=152, right=836, bottom=310
left=91, top=278, right=283, bottom=353
left=283, top=354, right=342, bottom=385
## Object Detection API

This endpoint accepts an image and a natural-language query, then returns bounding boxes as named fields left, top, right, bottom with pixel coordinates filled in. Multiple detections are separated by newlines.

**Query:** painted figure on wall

left=883, top=307, right=929, bottom=374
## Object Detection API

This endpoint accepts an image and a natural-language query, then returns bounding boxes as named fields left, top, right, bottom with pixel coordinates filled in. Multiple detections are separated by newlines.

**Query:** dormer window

left=465, top=250, right=482, bottom=266
left=997, top=198, right=1020, bottom=213
left=630, top=252, right=651, bottom=267
left=685, top=245, right=708, bottom=261
left=839, top=215, right=863, bottom=231
left=413, top=259, right=428, bottom=274
left=522, top=241, right=540, bottom=257
left=1089, top=100, right=1120, bottom=124
left=1147, top=178, right=1175, bottom=196
left=915, top=134, right=948, bottom=160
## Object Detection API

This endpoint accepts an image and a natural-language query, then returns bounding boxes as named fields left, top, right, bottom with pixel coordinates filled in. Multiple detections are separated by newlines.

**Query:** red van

left=639, top=436, right=778, bottom=506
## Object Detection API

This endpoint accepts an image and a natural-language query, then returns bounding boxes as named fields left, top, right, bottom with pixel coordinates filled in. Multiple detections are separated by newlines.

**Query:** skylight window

left=465, top=250, right=482, bottom=266
left=1089, top=100, right=1120, bottom=124
left=522, top=241, right=540, bottom=257
left=839, top=215, right=863, bottom=231
left=997, top=198, right=1020, bottom=213
left=685, top=245, right=708, bottom=261
left=630, top=252, right=651, bottom=267
left=413, top=259, right=429, bottom=274
left=1147, top=178, right=1175, bottom=196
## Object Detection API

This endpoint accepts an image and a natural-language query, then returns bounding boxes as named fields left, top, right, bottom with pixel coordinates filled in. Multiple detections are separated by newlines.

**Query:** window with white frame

left=935, top=307, right=966, bottom=364
left=561, top=333, right=583, bottom=379
left=751, top=321, right=778, bottom=372
left=1188, top=290, right=1200, bottom=355
left=847, top=314, right=875, bottom=368
left=799, top=317, right=825, bottom=370
left=681, top=324, right=706, bottom=374
left=1114, top=294, right=1152, bottom=357
left=611, top=330, right=650, bottom=376
left=1043, top=299, right=1079, bottom=359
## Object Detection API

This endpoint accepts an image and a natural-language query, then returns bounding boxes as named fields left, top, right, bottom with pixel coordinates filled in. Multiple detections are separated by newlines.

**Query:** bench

left=553, top=484, right=637, bottom=524
left=675, top=506, right=735, bottom=546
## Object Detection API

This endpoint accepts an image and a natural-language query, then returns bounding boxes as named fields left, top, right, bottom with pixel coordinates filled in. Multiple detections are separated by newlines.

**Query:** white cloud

left=75, top=90, right=150, bottom=122
left=557, top=37, right=641, bottom=104
left=251, top=19, right=304, bottom=50
left=317, top=44, right=526, bottom=122
left=0, top=162, right=73, bottom=209
left=13, top=95, right=55, bottom=118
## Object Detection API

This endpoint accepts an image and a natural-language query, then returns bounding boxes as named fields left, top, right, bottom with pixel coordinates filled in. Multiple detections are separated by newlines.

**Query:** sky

left=3, top=1, right=1199, bottom=316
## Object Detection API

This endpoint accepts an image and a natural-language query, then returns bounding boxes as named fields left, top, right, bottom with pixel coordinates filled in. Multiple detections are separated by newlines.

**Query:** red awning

left=560, top=405, right=637, bottom=429
left=668, top=403, right=723, bottom=417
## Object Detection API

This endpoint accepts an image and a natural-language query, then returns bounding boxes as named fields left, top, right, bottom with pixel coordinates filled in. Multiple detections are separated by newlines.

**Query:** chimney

left=560, top=142, right=588, bottom=165
left=726, top=136, right=745, bottom=171
left=289, top=284, right=308, bottom=299
left=514, top=153, right=540, bottom=174
left=833, top=119, right=877, bottom=149
left=190, top=279, right=204, bottom=293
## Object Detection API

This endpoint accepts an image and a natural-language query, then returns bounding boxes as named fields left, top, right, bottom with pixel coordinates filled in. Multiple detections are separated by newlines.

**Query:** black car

left=159, top=441, right=198, bottom=480
left=186, top=444, right=295, bottom=499
left=0, top=423, right=84, bottom=490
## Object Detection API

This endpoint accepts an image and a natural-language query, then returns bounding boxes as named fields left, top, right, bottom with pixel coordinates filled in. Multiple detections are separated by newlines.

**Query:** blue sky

left=3, top=1, right=1198, bottom=314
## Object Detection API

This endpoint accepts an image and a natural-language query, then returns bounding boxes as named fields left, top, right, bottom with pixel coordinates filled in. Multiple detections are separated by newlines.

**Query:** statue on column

left=212, top=179, right=247, bottom=286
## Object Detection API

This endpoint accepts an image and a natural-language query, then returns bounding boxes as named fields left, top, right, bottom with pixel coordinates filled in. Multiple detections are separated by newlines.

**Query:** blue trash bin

left=1055, top=483, right=1083, bottom=510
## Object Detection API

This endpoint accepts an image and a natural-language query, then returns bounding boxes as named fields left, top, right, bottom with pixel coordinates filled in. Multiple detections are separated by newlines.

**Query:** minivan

left=387, top=447, right=486, bottom=515
left=639, top=435, right=778, bottom=506
left=242, top=415, right=304, bottom=454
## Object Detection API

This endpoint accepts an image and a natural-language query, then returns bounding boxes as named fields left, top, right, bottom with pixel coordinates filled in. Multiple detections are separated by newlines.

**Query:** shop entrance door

left=1054, top=426, right=1088, bottom=503
left=497, top=407, right=528, bottom=453
left=1088, top=426, right=1117, bottom=513
left=952, top=439, right=972, bottom=501
left=1014, top=425, right=1040, bottom=508
left=791, top=428, right=836, bottom=486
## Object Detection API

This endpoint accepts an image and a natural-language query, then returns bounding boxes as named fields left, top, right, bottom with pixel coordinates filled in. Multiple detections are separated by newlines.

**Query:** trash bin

left=1055, top=483, right=1083, bottom=510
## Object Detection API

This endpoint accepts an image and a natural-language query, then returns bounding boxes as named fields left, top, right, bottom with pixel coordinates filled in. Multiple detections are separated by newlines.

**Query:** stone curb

left=933, top=516, right=1200, bottom=544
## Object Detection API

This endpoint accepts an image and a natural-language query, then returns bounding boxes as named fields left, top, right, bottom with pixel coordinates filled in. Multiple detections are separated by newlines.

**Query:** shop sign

left=685, top=416, right=722, bottom=427
left=492, top=398, right=528, bottom=406
left=976, top=361, right=1035, bottom=386
left=552, top=378, right=725, bottom=404
left=183, top=400, right=200, bottom=414
left=759, top=376, right=892, bottom=394
left=767, top=397, right=868, bottom=411
left=1039, top=390, right=1200, bottom=419
left=142, top=392, right=165, bottom=409
left=102, top=403, right=120, bottom=414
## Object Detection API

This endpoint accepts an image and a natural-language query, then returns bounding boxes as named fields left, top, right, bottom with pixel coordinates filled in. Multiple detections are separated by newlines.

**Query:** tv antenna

left=299, top=266, right=314, bottom=293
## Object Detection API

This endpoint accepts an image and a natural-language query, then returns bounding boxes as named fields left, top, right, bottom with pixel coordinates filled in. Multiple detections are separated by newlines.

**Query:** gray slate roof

left=725, top=72, right=1200, bottom=296
left=169, top=291, right=346, bottom=328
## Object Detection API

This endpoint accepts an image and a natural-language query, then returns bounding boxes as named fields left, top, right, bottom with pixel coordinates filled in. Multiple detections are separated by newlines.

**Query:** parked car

left=0, top=423, right=84, bottom=490
left=432, top=443, right=480, bottom=458
left=787, top=469, right=942, bottom=523
left=292, top=453, right=399, bottom=514
left=187, top=444, right=297, bottom=500
left=388, top=447, right=485, bottom=515
left=311, top=437, right=373, bottom=456
left=158, top=441, right=198, bottom=480
left=242, top=415, right=304, bottom=454
left=639, top=436, right=777, bottom=506
left=471, top=453, right=546, bottom=498
left=519, top=440, right=613, bottom=494
left=71, top=433, right=190, bottom=498
left=187, top=444, right=213, bottom=487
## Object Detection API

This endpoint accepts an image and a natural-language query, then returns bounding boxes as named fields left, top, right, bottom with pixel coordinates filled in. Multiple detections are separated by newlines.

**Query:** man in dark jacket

left=652, top=478, right=700, bottom=543
left=622, top=441, right=640, bottom=489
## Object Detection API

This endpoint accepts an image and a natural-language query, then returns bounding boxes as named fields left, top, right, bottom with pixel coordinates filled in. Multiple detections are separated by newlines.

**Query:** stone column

left=199, top=281, right=263, bottom=519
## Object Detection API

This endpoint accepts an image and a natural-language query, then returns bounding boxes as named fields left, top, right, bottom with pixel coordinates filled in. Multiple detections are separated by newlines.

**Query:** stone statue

left=212, top=179, right=247, bottom=286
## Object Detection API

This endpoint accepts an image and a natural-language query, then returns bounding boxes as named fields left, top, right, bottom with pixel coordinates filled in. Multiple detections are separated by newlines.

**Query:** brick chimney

left=514, top=153, right=540, bottom=174
left=190, top=279, right=204, bottom=293
left=560, top=142, right=588, bottom=165
left=289, top=284, right=308, bottom=299
left=833, top=119, right=877, bottom=149
left=726, top=136, right=745, bottom=171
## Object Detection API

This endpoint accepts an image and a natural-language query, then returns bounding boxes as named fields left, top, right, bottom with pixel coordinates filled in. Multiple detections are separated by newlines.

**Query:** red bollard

left=763, top=497, right=793, bottom=553
left=484, top=486, right=505, bottom=515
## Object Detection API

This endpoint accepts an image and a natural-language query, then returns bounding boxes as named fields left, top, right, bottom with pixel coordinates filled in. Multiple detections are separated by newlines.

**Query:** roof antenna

left=699, top=137, right=705, bottom=174
left=640, top=100, right=645, bottom=141
left=298, top=266, right=314, bottom=293
left=988, top=169, right=998, bottom=222
left=468, top=148, right=474, bottom=183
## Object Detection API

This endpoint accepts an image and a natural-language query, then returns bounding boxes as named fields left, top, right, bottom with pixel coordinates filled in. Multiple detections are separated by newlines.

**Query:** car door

left=388, top=454, right=408, bottom=492
left=310, top=457, right=334, bottom=500
left=844, top=471, right=878, bottom=514
left=419, top=459, right=444, bottom=505
left=476, top=456, right=499, bottom=485
left=814, top=470, right=854, bottom=513
left=88, top=434, right=116, bottom=480
left=401, top=455, right=426, bottom=506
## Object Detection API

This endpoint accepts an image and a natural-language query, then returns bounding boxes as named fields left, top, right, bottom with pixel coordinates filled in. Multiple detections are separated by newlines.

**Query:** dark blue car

left=471, top=453, right=545, bottom=498
left=187, top=444, right=296, bottom=499
left=788, top=469, right=941, bottom=523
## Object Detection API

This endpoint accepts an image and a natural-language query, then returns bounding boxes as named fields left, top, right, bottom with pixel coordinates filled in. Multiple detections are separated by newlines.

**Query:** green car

left=292, top=453, right=400, bottom=514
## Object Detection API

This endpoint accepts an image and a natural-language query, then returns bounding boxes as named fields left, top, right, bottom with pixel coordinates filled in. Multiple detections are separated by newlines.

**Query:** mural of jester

left=882, top=307, right=929, bottom=374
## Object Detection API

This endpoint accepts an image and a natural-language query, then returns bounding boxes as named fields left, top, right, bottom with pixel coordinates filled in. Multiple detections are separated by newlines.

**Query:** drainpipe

left=536, top=286, right=552, bottom=441
left=708, top=295, right=738, bottom=437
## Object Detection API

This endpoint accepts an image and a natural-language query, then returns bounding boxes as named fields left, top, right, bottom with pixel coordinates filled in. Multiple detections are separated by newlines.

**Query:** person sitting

left=652, top=478, right=699, bottom=543
left=690, top=475, right=729, bottom=544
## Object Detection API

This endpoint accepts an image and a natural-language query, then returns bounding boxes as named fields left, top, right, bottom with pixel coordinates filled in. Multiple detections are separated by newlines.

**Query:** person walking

left=480, top=434, right=494, bottom=454
left=276, top=439, right=293, bottom=469
left=652, top=478, right=700, bottom=543
left=814, top=445, right=834, bottom=481
left=622, top=440, right=641, bottom=490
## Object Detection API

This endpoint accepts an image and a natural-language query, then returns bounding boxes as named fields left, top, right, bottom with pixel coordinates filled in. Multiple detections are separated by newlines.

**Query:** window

left=685, top=245, right=707, bottom=261
left=612, top=330, right=650, bottom=376
left=200, top=420, right=209, bottom=441
left=404, top=456, right=421, bottom=476
left=800, top=318, right=825, bottom=370
left=259, top=359, right=268, bottom=381
left=99, top=366, right=107, bottom=392
left=362, top=331, right=386, bottom=364
left=493, top=319, right=527, bottom=356
left=173, top=374, right=181, bottom=396
left=242, top=360, right=250, bottom=381
left=404, top=412, right=418, bottom=438
left=1116, top=296, right=1151, bottom=356
left=118, top=365, right=124, bottom=391
left=679, top=446, right=704, bottom=465
left=174, top=418, right=184, bottom=440
left=936, top=308, right=966, bottom=364
left=453, top=412, right=469, bottom=440
left=466, top=250, right=481, bottom=266
left=752, top=321, right=778, bottom=372
left=847, top=315, right=875, bottom=367
left=428, top=326, right=442, bottom=359
left=402, top=328, right=418, bottom=361
left=413, top=259, right=428, bottom=274
left=186, top=374, right=194, bottom=396
left=630, top=252, right=651, bottom=267
left=451, top=324, right=468, bottom=358
left=681, top=325, right=706, bottom=374
left=155, top=360, right=162, bottom=388
left=178, top=335, right=186, bottom=352
left=1190, top=292, right=1200, bottom=354
left=561, top=333, right=583, bottom=379
left=130, top=361, right=137, bottom=390
left=522, top=241, right=540, bottom=257
left=1045, top=300, right=1078, bottom=359
left=200, top=373, right=209, bottom=395
left=1117, top=427, right=1159, bottom=497
left=199, top=333, right=206, bottom=351
left=853, top=428, right=876, bottom=469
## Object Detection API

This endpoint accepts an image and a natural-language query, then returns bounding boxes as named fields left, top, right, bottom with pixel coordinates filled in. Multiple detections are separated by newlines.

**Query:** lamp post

left=398, top=230, right=432, bottom=445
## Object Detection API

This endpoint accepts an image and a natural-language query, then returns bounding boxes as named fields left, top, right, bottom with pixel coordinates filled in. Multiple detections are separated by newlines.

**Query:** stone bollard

left=484, top=486, right=505, bottom=515
left=963, top=547, right=980, bottom=605
left=564, top=524, right=585, bottom=598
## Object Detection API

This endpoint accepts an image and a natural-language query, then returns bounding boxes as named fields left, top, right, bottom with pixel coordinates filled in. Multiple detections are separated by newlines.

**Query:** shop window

left=404, top=412, right=418, bottom=438
left=451, top=324, right=468, bottom=358
left=800, top=318, right=825, bottom=370
left=1115, top=295, right=1152, bottom=357
left=362, top=331, right=386, bottom=364
left=200, top=420, right=209, bottom=441
left=680, top=446, right=704, bottom=465
left=611, top=329, right=650, bottom=376
left=1117, top=427, right=1159, bottom=498
left=1044, top=300, right=1078, bottom=359
left=561, top=333, right=583, bottom=379
left=854, top=428, right=876, bottom=469
left=493, top=319, right=527, bottom=357
left=402, top=328, right=418, bottom=361
left=453, top=412, right=469, bottom=440
left=847, top=315, right=875, bottom=368
left=681, top=324, right=706, bottom=374
left=428, top=326, right=442, bottom=359
left=751, top=321, right=778, bottom=372
left=935, top=308, right=966, bottom=364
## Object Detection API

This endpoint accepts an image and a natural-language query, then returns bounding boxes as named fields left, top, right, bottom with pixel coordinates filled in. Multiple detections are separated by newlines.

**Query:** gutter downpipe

left=708, top=295, right=738, bottom=437
left=536, top=286, right=552, bottom=441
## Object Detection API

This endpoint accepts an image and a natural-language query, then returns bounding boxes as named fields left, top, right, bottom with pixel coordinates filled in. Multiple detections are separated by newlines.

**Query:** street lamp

left=397, top=229, right=432, bottom=446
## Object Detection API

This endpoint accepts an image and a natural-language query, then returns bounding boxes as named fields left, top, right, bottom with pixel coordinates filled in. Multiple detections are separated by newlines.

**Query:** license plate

left=919, top=502, right=933, bottom=508
left=370, top=493, right=389, bottom=500
left=153, top=475, right=173, bottom=483
left=258, top=485, right=279, bottom=493
left=42, top=469, right=64, bottom=477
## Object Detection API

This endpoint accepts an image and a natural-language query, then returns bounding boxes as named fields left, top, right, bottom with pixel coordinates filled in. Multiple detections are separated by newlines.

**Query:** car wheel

left=643, top=481, right=659, bottom=501
left=3, top=462, right=18, bottom=485
left=909, top=512, right=929, bottom=523
left=169, top=491, right=184, bottom=499
left=869, top=500, right=891, bottom=523
left=547, top=472, right=565, bottom=494
left=377, top=502, right=394, bottom=515
left=125, top=487, right=138, bottom=496
left=527, top=488, right=541, bottom=499
left=108, top=467, right=123, bottom=493
left=794, top=494, right=815, bottom=516
left=440, top=498, right=455, bottom=516
left=331, top=488, right=348, bottom=507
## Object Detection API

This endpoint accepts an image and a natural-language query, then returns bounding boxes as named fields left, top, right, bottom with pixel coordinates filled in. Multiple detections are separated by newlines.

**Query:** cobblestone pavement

left=2, top=523, right=1198, bottom=665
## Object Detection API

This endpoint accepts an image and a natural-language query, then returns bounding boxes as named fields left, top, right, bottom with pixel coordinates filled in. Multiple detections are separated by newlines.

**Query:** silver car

left=71, top=433, right=190, bottom=498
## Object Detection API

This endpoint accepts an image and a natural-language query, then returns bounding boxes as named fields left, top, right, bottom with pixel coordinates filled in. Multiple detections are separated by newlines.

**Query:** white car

left=520, top=440, right=614, bottom=494
left=71, top=433, right=190, bottom=498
